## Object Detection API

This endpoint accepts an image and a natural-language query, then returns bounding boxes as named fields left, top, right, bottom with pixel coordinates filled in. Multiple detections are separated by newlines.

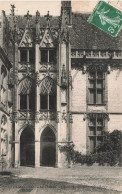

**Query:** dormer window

left=20, top=50, right=27, bottom=64
left=29, top=49, right=35, bottom=64
left=41, top=50, right=48, bottom=63
left=40, top=49, right=55, bottom=64
left=20, top=49, right=35, bottom=64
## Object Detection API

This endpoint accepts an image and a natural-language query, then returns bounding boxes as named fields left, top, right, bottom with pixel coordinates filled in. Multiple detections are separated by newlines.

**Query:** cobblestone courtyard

left=0, top=165, right=122, bottom=194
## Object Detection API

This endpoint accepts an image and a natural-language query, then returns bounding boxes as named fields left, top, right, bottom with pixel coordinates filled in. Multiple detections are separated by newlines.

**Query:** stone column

left=60, top=42, right=67, bottom=142
left=35, top=43, right=40, bottom=167
left=35, top=139, right=40, bottom=167
left=57, top=42, right=69, bottom=168
left=14, top=122, right=19, bottom=167
left=67, top=42, right=72, bottom=142
left=15, top=143, right=19, bottom=167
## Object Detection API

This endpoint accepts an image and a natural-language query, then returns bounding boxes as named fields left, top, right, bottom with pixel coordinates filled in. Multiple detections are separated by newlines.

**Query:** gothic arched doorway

left=40, top=127, right=56, bottom=167
left=20, top=127, right=35, bottom=166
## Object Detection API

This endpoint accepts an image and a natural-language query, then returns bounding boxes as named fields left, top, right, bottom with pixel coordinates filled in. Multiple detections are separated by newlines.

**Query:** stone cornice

left=71, top=49, right=122, bottom=60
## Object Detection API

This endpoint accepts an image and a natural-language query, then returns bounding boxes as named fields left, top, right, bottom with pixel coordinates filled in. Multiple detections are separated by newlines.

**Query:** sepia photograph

left=0, top=0, right=122, bottom=193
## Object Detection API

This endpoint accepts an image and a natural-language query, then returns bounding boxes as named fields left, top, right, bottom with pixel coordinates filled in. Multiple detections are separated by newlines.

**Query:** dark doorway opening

left=20, top=127, right=35, bottom=166
left=41, top=127, right=56, bottom=167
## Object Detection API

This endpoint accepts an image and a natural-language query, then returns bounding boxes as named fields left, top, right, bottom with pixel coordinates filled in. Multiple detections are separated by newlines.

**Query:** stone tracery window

left=19, top=77, right=35, bottom=110
left=40, top=77, right=56, bottom=110
left=88, top=113, right=106, bottom=153
left=1, top=115, right=8, bottom=155
left=88, top=71, right=105, bottom=104
left=1, top=65, right=7, bottom=106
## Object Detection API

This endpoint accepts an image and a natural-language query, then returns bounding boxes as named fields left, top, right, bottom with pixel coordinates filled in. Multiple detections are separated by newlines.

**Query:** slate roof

left=16, top=15, right=59, bottom=28
left=70, top=13, right=122, bottom=50
left=15, top=13, right=122, bottom=50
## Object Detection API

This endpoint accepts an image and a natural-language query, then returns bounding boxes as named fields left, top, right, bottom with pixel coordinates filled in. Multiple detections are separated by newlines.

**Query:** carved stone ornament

left=68, top=71, right=72, bottom=88
left=61, top=64, right=68, bottom=88
left=44, top=11, right=52, bottom=27
left=10, top=111, right=18, bottom=123
left=61, top=110, right=73, bottom=123
left=19, top=29, right=33, bottom=47
left=61, top=110, right=67, bottom=122
left=39, top=63, right=57, bottom=72
left=18, top=63, right=35, bottom=72
left=35, top=10, right=40, bottom=24
left=39, top=111, right=57, bottom=122
left=69, top=112, right=73, bottom=123
left=59, top=30, right=69, bottom=44
left=1, top=115, right=7, bottom=125
left=71, top=61, right=109, bottom=73
left=71, top=50, right=122, bottom=59
left=18, top=110, right=35, bottom=121
left=35, top=111, right=40, bottom=123
left=18, top=77, right=35, bottom=94
left=40, top=29, right=54, bottom=48
left=83, top=113, right=109, bottom=121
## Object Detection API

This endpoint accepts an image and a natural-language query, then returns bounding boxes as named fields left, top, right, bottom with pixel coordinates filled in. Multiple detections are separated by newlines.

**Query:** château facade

left=0, top=1, right=122, bottom=168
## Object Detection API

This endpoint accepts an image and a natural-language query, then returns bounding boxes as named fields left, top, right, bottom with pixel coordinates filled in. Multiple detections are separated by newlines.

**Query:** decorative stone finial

left=24, top=11, right=32, bottom=21
left=9, top=4, right=16, bottom=39
left=35, top=10, right=40, bottom=24
left=44, top=11, right=52, bottom=27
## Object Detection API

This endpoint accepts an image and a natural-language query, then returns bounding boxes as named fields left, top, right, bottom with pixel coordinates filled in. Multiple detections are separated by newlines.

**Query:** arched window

left=19, top=77, right=35, bottom=110
left=1, top=65, right=7, bottom=105
left=40, top=77, right=56, bottom=110
left=1, top=115, right=8, bottom=155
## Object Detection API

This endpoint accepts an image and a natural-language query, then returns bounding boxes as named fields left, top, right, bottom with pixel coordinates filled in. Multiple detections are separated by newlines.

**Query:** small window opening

left=49, top=95, right=56, bottom=110
left=20, top=50, right=27, bottom=63
left=20, top=95, right=27, bottom=109
left=29, top=93, right=35, bottom=110
left=29, top=49, right=35, bottom=64
left=40, top=95, right=48, bottom=109
left=49, top=50, right=55, bottom=63
left=41, top=50, right=48, bottom=63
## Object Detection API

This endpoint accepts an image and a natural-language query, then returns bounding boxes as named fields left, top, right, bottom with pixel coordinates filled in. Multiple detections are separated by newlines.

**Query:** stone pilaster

left=57, top=41, right=70, bottom=168
left=14, top=122, right=19, bottom=167
left=67, top=42, right=72, bottom=142
left=35, top=43, right=40, bottom=167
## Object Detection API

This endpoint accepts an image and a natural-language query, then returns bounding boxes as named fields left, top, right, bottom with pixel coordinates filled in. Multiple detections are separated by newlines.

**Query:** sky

left=0, top=1, right=121, bottom=16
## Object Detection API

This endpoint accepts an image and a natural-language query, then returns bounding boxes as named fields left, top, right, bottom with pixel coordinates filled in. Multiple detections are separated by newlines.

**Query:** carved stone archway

left=20, top=126, right=35, bottom=166
left=40, top=127, right=56, bottom=167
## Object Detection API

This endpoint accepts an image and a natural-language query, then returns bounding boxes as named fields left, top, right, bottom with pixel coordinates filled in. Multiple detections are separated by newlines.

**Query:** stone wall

left=72, top=114, right=86, bottom=154
left=71, top=69, right=86, bottom=112
left=108, top=70, right=122, bottom=113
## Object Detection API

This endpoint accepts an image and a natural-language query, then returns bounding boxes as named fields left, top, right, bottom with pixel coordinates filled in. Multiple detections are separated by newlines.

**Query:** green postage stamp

left=88, top=1, right=122, bottom=37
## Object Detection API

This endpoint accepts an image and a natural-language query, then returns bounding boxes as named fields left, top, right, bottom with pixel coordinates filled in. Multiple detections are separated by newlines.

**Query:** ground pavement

left=0, top=165, right=122, bottom=194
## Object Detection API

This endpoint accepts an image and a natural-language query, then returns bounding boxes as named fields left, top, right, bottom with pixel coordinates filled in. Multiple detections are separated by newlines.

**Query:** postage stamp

left=88, top=1, right=122, bottom=37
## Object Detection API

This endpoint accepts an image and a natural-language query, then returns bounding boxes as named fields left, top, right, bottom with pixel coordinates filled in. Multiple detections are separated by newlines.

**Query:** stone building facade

left=0, top=1, right=122, bottom=168
left=0, top=11, right=12, bottom=166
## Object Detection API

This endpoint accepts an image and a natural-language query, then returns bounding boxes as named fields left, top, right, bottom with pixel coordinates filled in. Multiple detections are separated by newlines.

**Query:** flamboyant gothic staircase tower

left=10, top=1, right=73, bottom=168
